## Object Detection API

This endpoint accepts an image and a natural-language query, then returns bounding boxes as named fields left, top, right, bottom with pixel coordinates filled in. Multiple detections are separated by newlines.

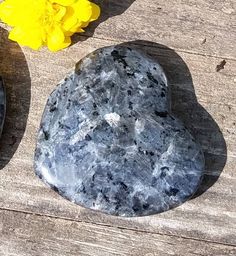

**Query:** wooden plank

left=0, top=156, right=235, bottom=246
left=0, top=0, right=235, bottom=59
left=0, top=28, right=235, bottom=245
left=1, top=209, right=236, bottom=256
left=86, top=0, right=236, bottom=59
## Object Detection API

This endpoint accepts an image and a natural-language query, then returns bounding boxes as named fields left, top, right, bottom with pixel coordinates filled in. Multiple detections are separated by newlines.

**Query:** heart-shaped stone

left=34, top=46, right=205, bottom=217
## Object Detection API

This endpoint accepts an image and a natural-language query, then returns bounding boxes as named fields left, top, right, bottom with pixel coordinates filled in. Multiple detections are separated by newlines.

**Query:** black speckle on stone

left=85, top=134, right=92, bottom=141
left=114, top=194, right=122, bottom=210
left=128, top=102, right=133, bottom=110
left=147, top=71, right=159, bottom=85
left=123, top=125, right=129, bottom=132
left=127, top=90, right=132, bottom=96
left=174, top=129, right=181, bottom=133
left=92, top=174, right=95, bottom=182
left=134, top=140, right=137, bottom=145
left=132, top=196, right=142, bottom=213
left=107, top=172, right=113, bottom=181
left=63, top=88, right=69, bottom=97
left=66, top=102, right=71, bottom=109
left=111, top=50, right=128, bottom=69
left=151, top=177, right=158, bottom=186
left=161, top=92, right=166, bottom=97
left=160, top=167, right=169, bottom=179
left=138, top=147, right=143, bottom=153
left=97, top=87, right=106, bottom=94
left=143, top=203, right=149, bottom=210
left=49, top=106, right=57, bottom=112
left=51, top=184, right=60, bottom=194
left=58, top=122, right=64, bottom=129
left=161, top=166, right=169, bottom=171
left=81, top=184, right=86, bottom=194
left=149, top=151, right=155, bottom=156
left=127, top=72, right=135, bottom=77
left=58, top=122, right=71, bottom=130
left=120, top=181, right=128, bottom=191
left=37, top=172, right=43, bottom=180
left=155, top=111, right=168, bottom=118
left=35, top=148, right=42, bottom=159
left=93, top=103, right=97, bottom=109
left=93, top=111, right=99, bottom=116
left=43, top=130, right=50, bottom=140
left=102, top=98, right=109, bottom=104
left=103, top=194, right=110, bottom=203
left=160, top=171, right=166, bottom=179
left=165, top=187, right=179, bottom=197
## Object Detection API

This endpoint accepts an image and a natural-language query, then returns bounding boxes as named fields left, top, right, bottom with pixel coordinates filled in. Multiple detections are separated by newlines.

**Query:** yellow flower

left=0, top=0, right=100, bottom=51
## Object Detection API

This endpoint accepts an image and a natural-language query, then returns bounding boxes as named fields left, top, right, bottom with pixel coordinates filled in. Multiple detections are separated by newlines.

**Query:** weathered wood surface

left=90, top=0, right=236, bottom=59
left=1, top=209, right=236, bottom=256
left=0, top=0, right=236, bottom=255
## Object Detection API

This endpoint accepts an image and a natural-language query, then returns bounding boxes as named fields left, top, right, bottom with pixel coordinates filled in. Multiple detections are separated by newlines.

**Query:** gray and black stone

left=0, top=76, right=6, bottom=137
left=34, top=46, right=205, bottom=217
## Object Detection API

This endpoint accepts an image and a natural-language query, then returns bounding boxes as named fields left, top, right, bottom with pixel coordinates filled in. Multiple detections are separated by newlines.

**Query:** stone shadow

left=0, top=28, right=31, bottom=169
left=72, top=0, right=136, bottom=44
left=119, top=40, right=227, bottom=198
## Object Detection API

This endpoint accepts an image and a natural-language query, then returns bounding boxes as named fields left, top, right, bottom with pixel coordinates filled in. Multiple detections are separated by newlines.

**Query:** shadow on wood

left=0, top=28, right=31, bottom=169
left=118, top=40, right=227, bottom=199
left=72, top=0, right=136, bottom=44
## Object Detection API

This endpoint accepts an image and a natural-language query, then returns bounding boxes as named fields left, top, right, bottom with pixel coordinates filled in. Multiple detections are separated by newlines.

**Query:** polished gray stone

left=34, top=46, right=205, bottom=216
left=0, top=76, right=6, bottom=137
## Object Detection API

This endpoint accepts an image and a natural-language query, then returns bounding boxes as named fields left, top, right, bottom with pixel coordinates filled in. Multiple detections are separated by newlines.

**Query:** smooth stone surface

left=0, top=76, right=6, bottom=137
left=34, top=46, right=205, bottom=217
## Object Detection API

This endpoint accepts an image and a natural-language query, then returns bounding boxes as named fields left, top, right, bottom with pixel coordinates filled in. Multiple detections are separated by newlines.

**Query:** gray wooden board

left=1, top=209, right=236, bottom=256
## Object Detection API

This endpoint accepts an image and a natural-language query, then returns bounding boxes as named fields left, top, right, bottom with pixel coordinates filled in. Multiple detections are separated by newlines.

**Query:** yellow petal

left=9, top=26, right=43, bottom=50
left=72, top=0, right=92, bottom=22
left=47, top=26, right=67, bottom=51
left=81, top=21, right=89, bottom=28
left=90, top=3, right=100, bottom=21
left=48, top=36, right=71, bottom=52
left=54, top=5, right=67, bottom=21
left=62, top=6, right=78, bottom=31
left=52, top=0, right=76, bottom=6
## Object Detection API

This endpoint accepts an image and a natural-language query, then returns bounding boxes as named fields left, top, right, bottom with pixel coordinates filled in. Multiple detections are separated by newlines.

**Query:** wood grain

left=0, top=156, right=235, bottom=246
left=1, top=209, right=236, bottom=256
left=87, top=0, right=236, bottom=59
